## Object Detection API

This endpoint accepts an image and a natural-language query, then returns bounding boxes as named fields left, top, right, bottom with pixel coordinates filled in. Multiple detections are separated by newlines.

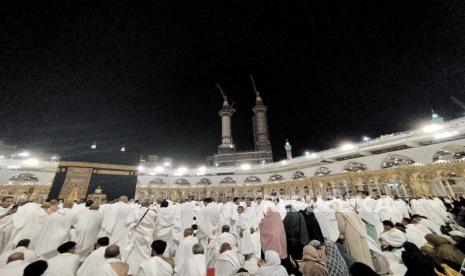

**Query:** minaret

left=216, top=83, right=235, bottom=153
left=285, top=139, right=292, bottom=160
left=250, top=75, right=272, bottom=153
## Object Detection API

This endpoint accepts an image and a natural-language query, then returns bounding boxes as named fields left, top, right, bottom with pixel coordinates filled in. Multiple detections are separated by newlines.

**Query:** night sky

left=1, top=1, right=465, bottom=165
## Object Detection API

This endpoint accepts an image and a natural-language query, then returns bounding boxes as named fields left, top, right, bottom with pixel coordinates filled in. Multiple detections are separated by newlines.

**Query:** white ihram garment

left=0, top=246, right=37, bottom=266
left=100, top=202, right=133, bottom=249
left=43, top=252, right=80, bottom=276
left=77, top=246, right=107, bottom=276
left=136, top=256, right=174, bottom=276
left=174, top=235, right=198, bottom=273
left=35, top=209, right=74, bottom=259
left=124, top=207, right=157, bottom=275
left=73, top=209, right=103, bottom=259
left=179, top=254, right=206, bottom=276
left=154, top=207, right=175, bottom=253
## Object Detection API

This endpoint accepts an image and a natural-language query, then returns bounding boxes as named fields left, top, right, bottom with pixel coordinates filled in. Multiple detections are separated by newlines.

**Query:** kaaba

left=48, top=150, right=140, bottom=201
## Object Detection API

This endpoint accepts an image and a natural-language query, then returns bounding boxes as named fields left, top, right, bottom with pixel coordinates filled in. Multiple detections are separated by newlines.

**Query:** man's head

left=7, top=252, right=24, bottom=263
left=382, top=220, right=395, bottom=232
left=203, top=197, right=212, bottom=205
left=89, top=203, right=99, bottom=210
left=219, top=243, right=231, bottom=254
left=16, top=239, right=30, bottom=248
left=160, top=200, right=169, bottom=208
left=85, top=200, right=93, bottom=207
left=222, top=197, right=229, bottom=203
left=141, top=200, right=150, bottom=207
left=393, top=196, right=399, bottom=201
left=233, top=197, right=240, bottom=205
left=57, top=241, right=76, bottom=254
left=119, top=196, right=128, bottom=203
left=237, top=205, right=244, bottom=214
left=180, top=198, right=186, bottom=204
left=184, top=228, right=194, bottom=237
left=105, top=245, right=120, bottom=259
left=256, top=197, right=262, bottom=204
left=151, top=240, right=167, bottom=256
left=96, top=237, right=110, bottom=248
left=401, top=218, right=411, bottom=226
left=222, top=225, right=230, bottom=233
left=246, top=198, right=252, bottom=207
left=24, top=260, right=48, bottom=276
left=1, top=196, right=14, bottom=208
left=192, top=243, right=204, bottom=255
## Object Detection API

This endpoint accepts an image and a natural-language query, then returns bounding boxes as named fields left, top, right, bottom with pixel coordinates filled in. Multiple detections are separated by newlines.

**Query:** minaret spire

left=216, top=83, right=235, bottom=154
left=250, top=75, right=272, bottom=161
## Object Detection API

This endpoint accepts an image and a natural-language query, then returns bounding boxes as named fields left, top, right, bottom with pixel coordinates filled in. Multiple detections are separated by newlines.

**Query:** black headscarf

left=401, top=242, right=436, bottom=276
left=349, top=262, right=378, bottom=276
left=299, top=207, right=325, bottom=243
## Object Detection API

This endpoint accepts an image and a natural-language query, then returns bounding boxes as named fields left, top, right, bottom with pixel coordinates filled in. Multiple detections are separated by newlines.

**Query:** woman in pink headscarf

left=259, top=206, right=288, bottom=259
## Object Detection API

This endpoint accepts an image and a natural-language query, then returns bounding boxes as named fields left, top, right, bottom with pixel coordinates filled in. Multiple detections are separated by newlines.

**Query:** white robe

left=314, top=209, right=339, bottom=242
left=405, top=224, right=428, bottom=248
left=179, top=254, right=206, bottom=276
left=9, top=203, right=43, bottom=250
left=35, top=209, right=74, bottom=258
left=197, top=205, right=220, bottom=248
left=235, top=213, right=254, bottom=255
left=179, top=202, right=195, bottom=232
left=215, top=232, right=238, bottom=253
left=0, top=209, right=13, bottom=254
left=218, top=202, right=234, bottom=227
left=174, top=235, right=198, bottom=273
left=77, top=246, right=107, bottom=276
left=154, top=207, right=175, bottom=252
left=0, top=246, right=37, bottom=266
left=0, top=259, right=28, bottom=275
left=136, top=256, right=174, bottom=276
left=380, top=228, right=407, bottom=248
left=43, top=252, right=80, bottom=276
left=100, top=202, right=133, bottom=249
left=124, top=207, right=157, bottom=275
left=73, top=209, right=103, bottom=259
left=391, top=200, right=410, bottom=223
left=215, top=250, right=243, bottom=276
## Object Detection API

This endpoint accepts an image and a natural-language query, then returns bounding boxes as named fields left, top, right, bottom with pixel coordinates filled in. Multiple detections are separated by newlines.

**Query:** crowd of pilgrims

left=0, top=192, right=465, bottom=276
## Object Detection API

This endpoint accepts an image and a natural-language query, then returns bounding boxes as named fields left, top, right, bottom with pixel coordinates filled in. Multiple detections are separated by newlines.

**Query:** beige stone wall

left=3, top=161, right=465, bottom=202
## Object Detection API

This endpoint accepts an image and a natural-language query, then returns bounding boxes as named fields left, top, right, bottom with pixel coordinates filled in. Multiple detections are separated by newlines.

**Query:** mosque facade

left=0, top=114, right=465, bottom=202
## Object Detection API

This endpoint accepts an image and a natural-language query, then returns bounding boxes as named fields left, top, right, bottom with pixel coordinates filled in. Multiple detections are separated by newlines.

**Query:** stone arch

left=268, top=174, right=284, bottom=182
left=292, top=171, right=305, bottom=180
left=343, top=161, right=368, bottom=172
left=381, top=154, right=415, bottom=169
left=7, top=173, right=39, bottom=185
left=220, top=177, right=236, bottom=184
left=244, top=176, right=262, bottom=184
left=197, top=178, right=212, bottom=185
left=433, top=144, right=465, bottom=162
left=149, top=178, right=166, bottom=185
left=315, top=167, right=332, bottom=176
left=174, top=178, right=190, bottom=185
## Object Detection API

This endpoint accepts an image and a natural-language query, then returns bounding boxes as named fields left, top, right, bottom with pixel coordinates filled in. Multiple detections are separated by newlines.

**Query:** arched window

left=292, top=171, right=305, bottom=180
left=244, top=176, right=262, bottom=183
left=268, top=174, right=284, bottom=182
left=7, top=173, right=39, bottom=185
left=149, top=178, right=166, bottom=185
left=220, top=177, right=237, bottom=184
left=174, top=178, right=190, bottom=185
left=315, top=167, right=332, bottom=176
left=381, top=154, right=415, bottom=169
left=197, top=178, right=212, bottom=185
left=433, top=145, right=465, bottom=162
left=343, top=162, right=367, bottom=172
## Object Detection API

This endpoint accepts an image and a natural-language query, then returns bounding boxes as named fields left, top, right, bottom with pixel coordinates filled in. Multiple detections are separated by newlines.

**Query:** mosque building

left=1, top=106, right=465, bottom=202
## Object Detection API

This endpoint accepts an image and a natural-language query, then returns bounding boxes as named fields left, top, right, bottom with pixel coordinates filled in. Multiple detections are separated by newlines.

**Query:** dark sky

left=1, top=0, right=465, bottom=165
